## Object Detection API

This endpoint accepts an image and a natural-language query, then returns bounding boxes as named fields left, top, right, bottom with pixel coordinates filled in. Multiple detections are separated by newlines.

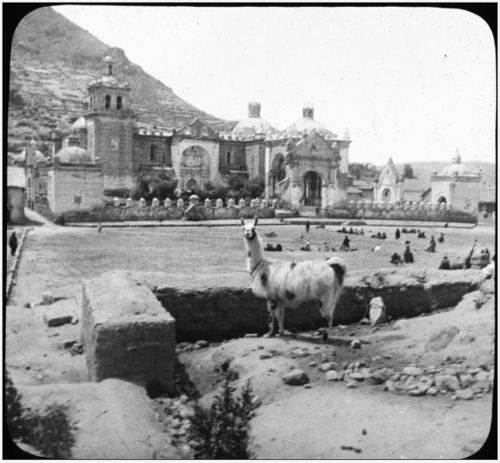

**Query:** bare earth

left=5, top=216, right=496, bottom=459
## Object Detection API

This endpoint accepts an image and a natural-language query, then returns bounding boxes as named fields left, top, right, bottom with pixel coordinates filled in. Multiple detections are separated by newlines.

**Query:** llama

left=241, top=217, right=346, bottom=341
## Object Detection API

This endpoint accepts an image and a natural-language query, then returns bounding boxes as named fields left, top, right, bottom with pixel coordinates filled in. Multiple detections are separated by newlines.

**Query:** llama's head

left=241, top=217, right=258, bottom=241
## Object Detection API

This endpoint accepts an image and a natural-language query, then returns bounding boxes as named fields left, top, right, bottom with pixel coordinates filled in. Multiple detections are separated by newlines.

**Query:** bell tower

left=86, top=56, right=134, bottom=190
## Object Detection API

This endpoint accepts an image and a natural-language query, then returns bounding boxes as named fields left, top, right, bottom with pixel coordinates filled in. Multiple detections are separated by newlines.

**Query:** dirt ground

left=5, top=216, right=496, bottom=459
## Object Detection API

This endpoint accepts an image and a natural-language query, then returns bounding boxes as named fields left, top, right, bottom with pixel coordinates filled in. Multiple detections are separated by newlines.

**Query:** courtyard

left=5, top=217, right=496, bottom=459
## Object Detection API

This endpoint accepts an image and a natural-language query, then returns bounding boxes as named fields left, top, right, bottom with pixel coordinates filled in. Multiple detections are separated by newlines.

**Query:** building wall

left=7, top=187, right=25, bottom=223
left=49, top=164, right=104, bottom=215
left=431, top=175, right=481, bottom=213
left=218, top=140, right=246, bottom=174
left=87, top=115, right=134, bottom=189
left=172, top=138, right=220, bottom=189
left=244, top=142, right=265, bottom=178
left=132, top=134, right=172, bottom=172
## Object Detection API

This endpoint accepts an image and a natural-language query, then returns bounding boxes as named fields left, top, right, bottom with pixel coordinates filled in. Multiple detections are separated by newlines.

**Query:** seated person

left=439, top=256, right=451, bottom=270
left=300, top=241, right=311, bottom=251
left=390, top=252, right=403, bottom=265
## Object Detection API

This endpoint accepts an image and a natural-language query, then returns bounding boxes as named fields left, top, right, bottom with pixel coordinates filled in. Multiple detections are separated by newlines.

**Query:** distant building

left=7, top=166, right=26, bottom=223
left=430, top=149, right=482, bottom=213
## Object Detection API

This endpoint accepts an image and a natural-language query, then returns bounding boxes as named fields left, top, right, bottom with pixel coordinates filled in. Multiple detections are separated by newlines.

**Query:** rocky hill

left=7, top=6, right=233, bottom=153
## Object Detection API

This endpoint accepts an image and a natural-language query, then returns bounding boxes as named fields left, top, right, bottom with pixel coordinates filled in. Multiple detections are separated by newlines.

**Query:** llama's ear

left=253, top=216, right=259, bottom=227
left=240, top=218, right=246, bottom=226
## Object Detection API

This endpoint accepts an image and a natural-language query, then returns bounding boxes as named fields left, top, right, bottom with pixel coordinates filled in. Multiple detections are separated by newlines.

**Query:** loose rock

left=325, top=370, right=340, bottom=381
left=455, top=389, right=474, bottom=400
left=282, top=369, right=309, bottom=386
left=351, top=339, right=362, bottom=349
left=403, top=366, right=423, bottom=376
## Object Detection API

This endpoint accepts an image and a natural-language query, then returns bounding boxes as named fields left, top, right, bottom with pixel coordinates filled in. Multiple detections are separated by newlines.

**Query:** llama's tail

left=325, top=256, right=346, bottom=286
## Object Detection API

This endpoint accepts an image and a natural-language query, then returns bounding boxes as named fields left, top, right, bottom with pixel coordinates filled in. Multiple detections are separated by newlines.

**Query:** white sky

left=53, top=5, right=496, bottom=165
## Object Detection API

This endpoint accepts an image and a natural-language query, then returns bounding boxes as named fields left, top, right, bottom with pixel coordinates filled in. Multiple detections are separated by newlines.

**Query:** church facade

left=35, top=56, right=351, bottom=214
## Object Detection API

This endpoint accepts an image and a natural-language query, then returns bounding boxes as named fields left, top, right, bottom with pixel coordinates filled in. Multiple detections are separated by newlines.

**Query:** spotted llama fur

left=241, top=217, right=346, bottom=341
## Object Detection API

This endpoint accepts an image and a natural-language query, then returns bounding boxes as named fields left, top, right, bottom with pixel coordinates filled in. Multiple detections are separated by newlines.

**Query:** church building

left=27, top=56, right=352, bottom=214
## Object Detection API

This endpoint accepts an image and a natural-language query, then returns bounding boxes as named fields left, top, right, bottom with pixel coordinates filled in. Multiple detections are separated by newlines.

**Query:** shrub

left=188, top=378, right=257, bottom=459
left=5, top=373, right=29, bottom=442
left=5, top=372, right=76, bottom=458
left=23, top=405, right=76, bottom=458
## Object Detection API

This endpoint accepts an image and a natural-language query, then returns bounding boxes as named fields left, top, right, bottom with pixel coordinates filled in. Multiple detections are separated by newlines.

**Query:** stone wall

left=325, top=201, right=477, bottom=223
left=58, top=203, right=275, bottom=223
left=153, top=268, right=485, bottom=342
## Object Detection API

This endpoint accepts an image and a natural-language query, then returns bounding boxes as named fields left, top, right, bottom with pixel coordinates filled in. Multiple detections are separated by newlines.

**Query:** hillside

left=7, top=6, right=233, bottom=153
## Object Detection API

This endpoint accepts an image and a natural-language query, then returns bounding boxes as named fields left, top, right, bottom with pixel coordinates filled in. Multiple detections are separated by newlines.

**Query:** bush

left=23, top=405, right=76, bottom=458
left=188, top=378, right=257, bottom=459
left=5, top=372, right=76, bottom=458
left=103, top=188, right=130, bottom=198
left=6, top=373, right=29, bottom=442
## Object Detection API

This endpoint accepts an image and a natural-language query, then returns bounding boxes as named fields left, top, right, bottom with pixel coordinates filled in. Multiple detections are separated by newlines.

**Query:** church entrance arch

left=180, top=145, right=210, bottom=190
left=303, top=171, right=322, bottom=206
left=437, top=195, right=447, bottom=205
left=382, top=188, right=391, bottom=203
left=186, top=178, right=199, bottom=191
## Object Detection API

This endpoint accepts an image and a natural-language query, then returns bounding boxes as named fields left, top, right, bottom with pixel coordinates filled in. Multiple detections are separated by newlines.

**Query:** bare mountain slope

left=7, top=6, right=232, bottom=152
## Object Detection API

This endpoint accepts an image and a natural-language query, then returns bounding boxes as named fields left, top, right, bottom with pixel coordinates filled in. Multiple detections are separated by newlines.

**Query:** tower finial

left=104, top=55, right=114, bottom=76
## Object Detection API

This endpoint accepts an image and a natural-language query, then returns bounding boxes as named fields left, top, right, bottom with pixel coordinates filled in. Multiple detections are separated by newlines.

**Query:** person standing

left=9, top=231, right=18, bottom=256
left=305, top=220, right=310, bottom=233
left=395, top=228, right=401, bottom=239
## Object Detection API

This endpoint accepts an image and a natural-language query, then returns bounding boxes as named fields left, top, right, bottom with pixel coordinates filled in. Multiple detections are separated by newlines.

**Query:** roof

left=232, top=117, right=276, bottom=139
left=7, top=166, right=26, bottom=188
left=282, top=117, right=337, bottom=140
left=56, top=146, right=92, bottom=163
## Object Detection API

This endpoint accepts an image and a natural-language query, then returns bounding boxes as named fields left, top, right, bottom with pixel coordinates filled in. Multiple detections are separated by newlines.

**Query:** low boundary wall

left=80, top=269, right=485, bottom=390
left=153, top=268, right=485, bottom=341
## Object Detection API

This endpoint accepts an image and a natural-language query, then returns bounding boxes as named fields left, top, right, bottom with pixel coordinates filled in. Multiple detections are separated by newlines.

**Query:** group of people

left=337, top=227, right=364, bottom=235
left=371, top=231, right=387, bottom=239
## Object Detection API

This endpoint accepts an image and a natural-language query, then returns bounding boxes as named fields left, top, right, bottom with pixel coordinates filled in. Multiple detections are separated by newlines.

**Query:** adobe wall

left=152, top=268, right=485, bottom=342
left=51, top=164, right=104, bottom=215
left=81, top=271, right=176, bottom=393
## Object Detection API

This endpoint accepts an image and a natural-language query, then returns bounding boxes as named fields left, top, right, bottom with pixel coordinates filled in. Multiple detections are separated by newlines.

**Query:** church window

left=150, top=145, right=157, bottom=162
left=226, top=152, right=231, bottom=164
left=105, top=95, right=111, bottom=110
left=117, top=96, right=122, bottom=110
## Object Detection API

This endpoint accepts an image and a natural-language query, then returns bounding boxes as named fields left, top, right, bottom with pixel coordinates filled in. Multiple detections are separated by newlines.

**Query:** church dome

left=71, top=116, right=87, bottom=131
left=56, top=146, right=92, bottom=163
left=441, top=150, right=472, bottom=176
left=282, top=107, right=337, bottom=140
left=20, top=149, right=47, bottom=164
left=232, top=102, right=276, bottom=139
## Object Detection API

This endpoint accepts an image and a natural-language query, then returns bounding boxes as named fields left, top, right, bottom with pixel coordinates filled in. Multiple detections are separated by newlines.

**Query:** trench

left=153, top=269, right=485, bottom=343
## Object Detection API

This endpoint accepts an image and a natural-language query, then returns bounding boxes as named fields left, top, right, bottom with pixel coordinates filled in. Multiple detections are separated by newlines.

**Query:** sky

left=53, top=5, right=496, bottom=166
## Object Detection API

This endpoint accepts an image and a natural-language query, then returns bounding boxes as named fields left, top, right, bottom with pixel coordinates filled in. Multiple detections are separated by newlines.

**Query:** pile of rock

left=315, top=359, right=493, bottom=399
left=176, top=340, right=212, bottom=353
left=154, top=395, right=194, bottom=457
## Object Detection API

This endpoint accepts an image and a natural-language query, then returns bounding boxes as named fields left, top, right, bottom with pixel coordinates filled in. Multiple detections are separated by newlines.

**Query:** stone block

left=82, top=271, right=175, bottom=393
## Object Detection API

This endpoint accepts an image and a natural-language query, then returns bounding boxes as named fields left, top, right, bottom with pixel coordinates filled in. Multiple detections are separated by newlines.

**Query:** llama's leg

left=264, top=300, right=278, bottom=337
left=277, top=302, right=286, bottom=336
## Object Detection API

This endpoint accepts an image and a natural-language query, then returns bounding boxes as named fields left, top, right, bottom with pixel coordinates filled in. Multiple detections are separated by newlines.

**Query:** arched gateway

left=303, top=171, right=322, bottom=206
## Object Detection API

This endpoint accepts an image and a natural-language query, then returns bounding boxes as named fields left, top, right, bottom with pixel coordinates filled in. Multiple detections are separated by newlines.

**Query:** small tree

left=188, top=378, right=257, bottom=459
